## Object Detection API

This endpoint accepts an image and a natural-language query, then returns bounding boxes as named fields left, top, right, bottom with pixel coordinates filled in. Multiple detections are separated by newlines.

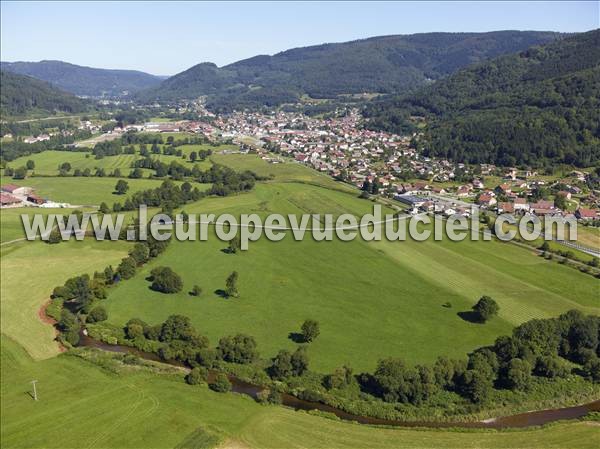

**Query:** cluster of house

left=209, top=108, right=599, bottom=222
left=478, top=178, right=597, bottom=220
left=0, top=184, right=44, bottom=208
left=19, top=129, right=76, bottom=145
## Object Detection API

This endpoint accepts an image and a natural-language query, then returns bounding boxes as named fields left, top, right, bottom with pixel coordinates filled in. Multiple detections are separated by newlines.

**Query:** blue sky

left=1, top=1, right=598, bottom=75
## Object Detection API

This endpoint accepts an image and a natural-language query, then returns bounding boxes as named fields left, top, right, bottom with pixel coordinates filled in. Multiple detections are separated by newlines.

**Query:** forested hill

left=0, top=71, right=89, bottom=117
left=0, top=60, right=163, bottom=97
left=136, top=31, right=560, bottom=109
left=364, top=29, right=600, bottom=168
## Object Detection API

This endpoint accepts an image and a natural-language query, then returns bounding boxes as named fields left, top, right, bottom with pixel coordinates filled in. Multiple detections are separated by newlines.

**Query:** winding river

left=79, top=335, right=600, bottom=429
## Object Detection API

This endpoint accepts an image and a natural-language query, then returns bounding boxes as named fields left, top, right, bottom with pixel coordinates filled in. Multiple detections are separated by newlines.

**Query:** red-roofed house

left=514, top=198, right=530, bottom=212
left=477, top=192, right=497, bottom=207
left=1, top=184, right=29, bottom=195
left=497, top=202, right=514, bottom=214
left=0, top=192, right=21, bottom=206
left=575, top=208, right=598, bottom=220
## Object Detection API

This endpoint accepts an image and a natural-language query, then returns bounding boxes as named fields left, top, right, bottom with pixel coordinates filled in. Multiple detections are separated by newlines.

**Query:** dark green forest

left=365, top=29, right=600, bottom=168
left=1, top=60, right=162, bottom=97
left=0, top=71, right=90, bottom=117
left=135, top=31, right=560, bottom=110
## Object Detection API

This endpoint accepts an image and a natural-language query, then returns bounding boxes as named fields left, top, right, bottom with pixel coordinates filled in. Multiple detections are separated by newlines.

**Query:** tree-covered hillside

left=365, top=29, right=600, bottom=168
left=0, top=71, right=89, bottom=117
left=136, top=31, right=560, bottom=110
left=1, top=60, right=163, bottom=97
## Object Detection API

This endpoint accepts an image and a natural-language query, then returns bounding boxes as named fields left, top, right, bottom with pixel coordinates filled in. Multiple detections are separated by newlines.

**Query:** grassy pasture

left=102, top=182, right=599, bottom=372
left=210, top=153, right=356, bottom=192
left=1, top=159, right=599, bottom=448
left=2, top=335, right=598, bottom=449
left=8, top=150, right=138, bottom=176
left=0, top=240, right=130, bottom=360
left=7, top=148, right=216, bottom=177
left=1, top=176, right=204, bottom=206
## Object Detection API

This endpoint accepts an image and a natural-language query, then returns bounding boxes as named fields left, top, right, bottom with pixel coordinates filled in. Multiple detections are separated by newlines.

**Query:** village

left=209, top=108, right=600, bottom=223
left=4, top=105, right=599, bottom=227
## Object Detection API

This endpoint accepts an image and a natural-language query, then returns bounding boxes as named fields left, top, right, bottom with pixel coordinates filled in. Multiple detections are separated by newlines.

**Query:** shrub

left=186, top=367, right=209, bottom=385
left=210, top=373, right=232, bottom=392
left=122, top=354, right=140, bottom=365
left=472, top=295, right=499, bottom=322
left=149, top=267, right=183, bottom=293
left=300, top=319, right=320, bottom=342
left=217, top=334, right=258, bottom=364
left=256, top=388, right=282, bottom=405
left=45, top=298, right=64, bottom=322
left=87, top=306, right=108, bottom=323
left=190, top=285, right=202, bottom=296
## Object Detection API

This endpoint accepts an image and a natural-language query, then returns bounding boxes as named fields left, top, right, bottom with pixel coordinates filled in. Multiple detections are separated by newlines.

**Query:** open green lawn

left=2, top=335, right=598, bottom=449
left=0, top=207, right=93, bottom=243
left=101, top=182, right=599, bottom=373
left=0, top=240, right=130, bottom=360
left=210, top=153, right=355, bottom=192
left=8, top=150, right=139, bottom=176
left=1, top=176, right=210, bottom=206
left=1, top=166, right=599, bottom=448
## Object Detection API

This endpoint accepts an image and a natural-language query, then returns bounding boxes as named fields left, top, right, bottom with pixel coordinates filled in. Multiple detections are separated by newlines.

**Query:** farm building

left=575, top=208, right=598, bottom=220
left=26, top=193, right=45, bottom=205
left=1, top=184, right=30, bottom=196
left=0, top=192, right=21, bottom=207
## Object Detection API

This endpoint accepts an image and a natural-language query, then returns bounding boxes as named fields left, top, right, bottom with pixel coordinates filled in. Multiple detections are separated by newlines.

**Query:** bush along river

left=78, top=334, right=600, bottom=429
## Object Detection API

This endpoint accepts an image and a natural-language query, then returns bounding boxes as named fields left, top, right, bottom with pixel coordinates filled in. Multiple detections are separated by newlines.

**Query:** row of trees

left=359, top=309, right=599, bottom=405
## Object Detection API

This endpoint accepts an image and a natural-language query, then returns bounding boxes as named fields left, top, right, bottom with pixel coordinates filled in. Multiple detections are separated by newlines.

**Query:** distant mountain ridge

left=0, top=60, right=163, bottom=97
left=136, top=30, right=562, bottom=109
left=364, top=29, right=600, bottom=167
left=0, top=71, right=89, bottom=117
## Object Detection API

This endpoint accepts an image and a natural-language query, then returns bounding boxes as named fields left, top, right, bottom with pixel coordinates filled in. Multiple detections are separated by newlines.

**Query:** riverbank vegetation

left=3, top=334, right=598, bottom=448
left=84, top=307, right=600, bottom=422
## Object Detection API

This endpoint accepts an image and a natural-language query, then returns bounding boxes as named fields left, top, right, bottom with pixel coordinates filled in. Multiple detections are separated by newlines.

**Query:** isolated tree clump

left=225, top=271, right=239, bottom=297
left=150, top=267, right=183, bottom=294
left=115, top=179, right=129, bottom=195
left=472, top=295, right=499, bottom=322
left=47, top=227, right=62, bottom=244
left=300, top=319, right=320, bottom=342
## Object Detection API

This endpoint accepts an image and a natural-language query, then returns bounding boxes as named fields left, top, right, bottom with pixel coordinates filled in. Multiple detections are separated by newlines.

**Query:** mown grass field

left=210, top=153, right=356, bottom=192
left=1, top=153, right=599, bottom=448
left=1, top=176, right=210, bottom=206
left=0, top=240, right=130, bottom=360
left=102, top=182, right=598, bottom=372
left=7, top=147, right=215, bottom=177
left=2, top=335, right=598, bottom=449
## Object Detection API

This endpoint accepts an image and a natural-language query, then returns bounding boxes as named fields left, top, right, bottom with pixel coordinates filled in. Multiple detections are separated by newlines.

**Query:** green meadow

left=2, top=335, right=598, bottom=449
left=0, top=240, right=130, bottom=360
left=1, top=152, right=599, bottom=448
left=1, top=176, right=209, bottom=206
left=102, top=182, right=598, bottom=372
left=210, top=153, right=356, bottom=192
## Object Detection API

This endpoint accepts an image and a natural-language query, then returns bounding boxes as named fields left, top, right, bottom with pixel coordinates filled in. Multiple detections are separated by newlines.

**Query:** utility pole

left=31, top=380, right=38, bottom=401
